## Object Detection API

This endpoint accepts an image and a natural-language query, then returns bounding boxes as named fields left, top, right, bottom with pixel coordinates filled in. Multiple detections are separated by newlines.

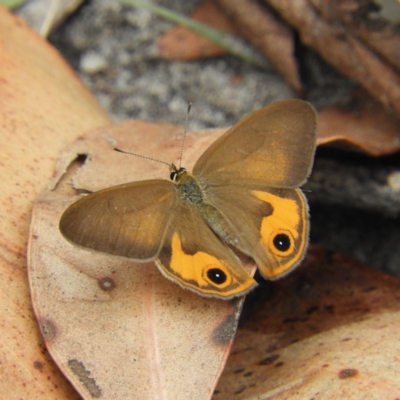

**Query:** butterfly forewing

left=193, top=99, right=317, bottom=188
left=60, top=180, right=177, bottom=260
left=155, top=200, right=257, bottom=299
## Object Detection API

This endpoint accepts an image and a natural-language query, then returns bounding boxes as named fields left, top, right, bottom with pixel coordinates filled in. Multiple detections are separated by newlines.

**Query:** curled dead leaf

left=317, top=93, right=400, bottom=156
left=311, top=0, right=400, bottom=72
left=262, top=0, right=400, bottom=114
left=214, top=0, right=301, bottom=92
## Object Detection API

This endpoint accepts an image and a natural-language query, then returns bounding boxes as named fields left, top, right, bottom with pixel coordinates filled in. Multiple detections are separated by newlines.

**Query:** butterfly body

left=172, top=167, right=204, bottom=206
left=60, top=99, right=317, bottom=299
left=172, top=167, right=238, bottom=244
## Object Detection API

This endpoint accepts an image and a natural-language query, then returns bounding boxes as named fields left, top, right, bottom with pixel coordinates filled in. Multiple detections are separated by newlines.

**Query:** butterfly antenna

left=178, top=102, right=192, bottom=169
left=114, top=148, right=171, bottom=167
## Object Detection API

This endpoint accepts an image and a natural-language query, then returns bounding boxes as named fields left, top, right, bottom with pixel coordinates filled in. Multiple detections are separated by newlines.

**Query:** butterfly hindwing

left=250, top=188, right=309, bottom=278
left=155, top=201, right=257, bottom=299
left=60, top=180, right=176, bottom=260
left=201, top=184, right=309, bottom=280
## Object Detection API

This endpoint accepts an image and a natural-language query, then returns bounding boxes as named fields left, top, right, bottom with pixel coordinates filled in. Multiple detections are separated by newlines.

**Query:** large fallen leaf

left=215, top=245, right=400, bottom=398
left=0, top=5, right=110, bottom=399
left=29, top=119, right=250, bottom=399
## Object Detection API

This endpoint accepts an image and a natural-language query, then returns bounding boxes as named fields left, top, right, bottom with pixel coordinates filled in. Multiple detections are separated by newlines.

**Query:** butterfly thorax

left=170, top=165, right=239, bottom=247
left=171, top=165, right=204, bottom=205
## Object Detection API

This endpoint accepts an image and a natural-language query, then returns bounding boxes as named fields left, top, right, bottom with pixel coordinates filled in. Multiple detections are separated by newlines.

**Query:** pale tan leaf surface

left=214, top=246, right=400, bottom=399
left=59, top=120, right=224, bottom=192
left=29, top=119, right=252, bottom=400
left=0, top=5, right=111, bottom=399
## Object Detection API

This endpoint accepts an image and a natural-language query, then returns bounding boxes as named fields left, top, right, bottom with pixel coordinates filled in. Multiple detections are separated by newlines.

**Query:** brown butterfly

left=59, top=99, right=317, bottom=299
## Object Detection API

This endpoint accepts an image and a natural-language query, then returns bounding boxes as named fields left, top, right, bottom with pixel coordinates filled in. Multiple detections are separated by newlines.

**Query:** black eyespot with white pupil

left=207, top=268, right=227, bottom=285
left=273, top=233, right=291, bottom=252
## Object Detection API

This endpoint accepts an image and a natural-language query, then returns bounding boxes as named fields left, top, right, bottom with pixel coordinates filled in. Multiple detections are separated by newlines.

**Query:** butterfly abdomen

left=174, top=172, right=242, bottom=248
left=199, top=203, right=240, bottom=248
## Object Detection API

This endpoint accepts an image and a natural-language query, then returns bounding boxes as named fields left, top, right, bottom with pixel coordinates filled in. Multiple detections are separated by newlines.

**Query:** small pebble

left=387, top=171, right=400, bottom=192
left=80, top=52, right=108, bottom=74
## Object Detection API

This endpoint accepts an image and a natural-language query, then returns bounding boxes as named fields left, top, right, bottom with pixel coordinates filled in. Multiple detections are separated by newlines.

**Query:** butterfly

left=59, top=99, right=317, bottom=299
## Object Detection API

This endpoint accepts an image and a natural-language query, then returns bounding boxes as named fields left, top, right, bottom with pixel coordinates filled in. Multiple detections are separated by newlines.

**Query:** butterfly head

left=170, top=164, right=187, bottom=183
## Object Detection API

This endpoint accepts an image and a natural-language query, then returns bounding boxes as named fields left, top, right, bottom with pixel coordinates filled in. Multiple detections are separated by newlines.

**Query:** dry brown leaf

left=214, top=0, right=301, bottom=92
left=215, top=245, right=400, bottom=398
left=317, top=93, right=400, bottom=155
left=311, top=0, right=400, bottom=72
left=263, top=0, right=400, bottom=115
left=29, top=119, right=252, bottom=399
left=158, top=0, right=237, bottom=60
left=0, top=5, right=110, bottom=399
